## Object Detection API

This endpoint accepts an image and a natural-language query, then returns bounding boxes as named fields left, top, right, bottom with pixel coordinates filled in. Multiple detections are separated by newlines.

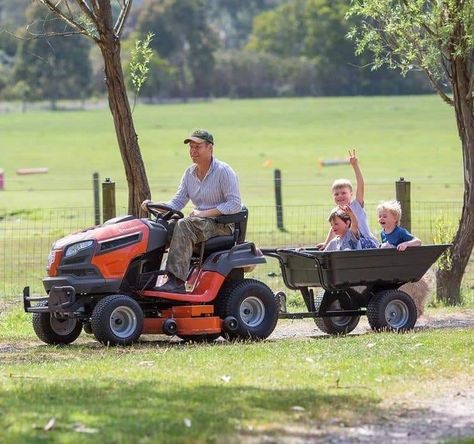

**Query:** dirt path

left=261, top=310, right=474, bottom=443
left=269, top=308, right=474, bottom=340
left=239, top=380, right=474, bottom=444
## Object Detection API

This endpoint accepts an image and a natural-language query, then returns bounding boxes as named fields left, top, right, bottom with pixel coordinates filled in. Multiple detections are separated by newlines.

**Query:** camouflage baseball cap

left=183, top=129, right=214, bottom=145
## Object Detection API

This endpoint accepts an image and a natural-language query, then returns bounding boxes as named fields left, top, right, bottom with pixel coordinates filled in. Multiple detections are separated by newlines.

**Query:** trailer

left=263, top=245, right=449, bottom=334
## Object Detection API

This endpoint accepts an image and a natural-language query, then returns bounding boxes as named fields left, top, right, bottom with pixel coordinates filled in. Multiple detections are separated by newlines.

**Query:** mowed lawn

left=0, top=307, right=473, bottom=444
left=0, top=95, right=463, bottom=212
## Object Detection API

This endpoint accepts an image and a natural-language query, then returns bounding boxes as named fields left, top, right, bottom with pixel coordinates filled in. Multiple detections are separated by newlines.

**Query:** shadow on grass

left=0, top=380, right=381, bottom=444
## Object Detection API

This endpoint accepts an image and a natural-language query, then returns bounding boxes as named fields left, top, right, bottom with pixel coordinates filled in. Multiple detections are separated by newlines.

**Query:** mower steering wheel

left=146, top=203, right=184, bottom=221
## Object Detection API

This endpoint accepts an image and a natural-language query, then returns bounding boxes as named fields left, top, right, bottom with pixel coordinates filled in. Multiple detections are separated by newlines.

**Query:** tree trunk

left=436, top=53, right=474, bottom=304
left=98, top=37, right=151, bottom=216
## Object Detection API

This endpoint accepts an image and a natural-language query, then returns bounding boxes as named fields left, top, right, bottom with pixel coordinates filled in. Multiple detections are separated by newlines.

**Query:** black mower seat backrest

left=198, top=207, right=248, bottom=257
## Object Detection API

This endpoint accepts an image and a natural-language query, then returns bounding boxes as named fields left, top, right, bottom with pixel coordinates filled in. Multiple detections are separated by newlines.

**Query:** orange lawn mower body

left=24, top=205, right=279, bottom=346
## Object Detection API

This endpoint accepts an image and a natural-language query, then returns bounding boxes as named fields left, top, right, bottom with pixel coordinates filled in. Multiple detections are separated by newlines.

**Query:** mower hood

left=52, top=217, right=146, bottom=250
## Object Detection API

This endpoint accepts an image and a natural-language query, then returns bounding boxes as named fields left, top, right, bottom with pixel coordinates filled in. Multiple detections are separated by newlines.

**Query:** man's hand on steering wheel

left=141, top=200, right=184, bottom=221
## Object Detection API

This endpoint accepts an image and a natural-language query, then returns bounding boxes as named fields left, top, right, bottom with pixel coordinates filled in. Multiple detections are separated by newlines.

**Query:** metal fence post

left=274, top=169, right=285, bottom=231
left=102, top=177, right=116, bottom=223
left=93, top=172, right=100, bottom=225
left=396, top=177, right=411, bottom=232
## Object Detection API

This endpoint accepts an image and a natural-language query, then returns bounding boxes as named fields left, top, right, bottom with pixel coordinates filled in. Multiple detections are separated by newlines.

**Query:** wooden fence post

left=102, top=177, right=116, bottom=223
left=396, top=177, right=411, bottom=232
left=93, top=172, right=100, bottom=225
left=274, top=169, right=285, bottom=231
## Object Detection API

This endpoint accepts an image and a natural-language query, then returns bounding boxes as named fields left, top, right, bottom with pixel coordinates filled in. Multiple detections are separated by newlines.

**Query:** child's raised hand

left=338, top=204, right=352, bottom=214
left=349, top=148, right=358, bottom=167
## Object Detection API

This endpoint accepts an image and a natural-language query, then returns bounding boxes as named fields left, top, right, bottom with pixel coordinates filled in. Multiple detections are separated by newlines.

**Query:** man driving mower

left=141, top=129, right=241, bottom=293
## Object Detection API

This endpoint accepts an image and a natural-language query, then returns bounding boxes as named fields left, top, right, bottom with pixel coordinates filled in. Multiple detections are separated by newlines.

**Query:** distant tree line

left=0, top=0, right=432, bottom=104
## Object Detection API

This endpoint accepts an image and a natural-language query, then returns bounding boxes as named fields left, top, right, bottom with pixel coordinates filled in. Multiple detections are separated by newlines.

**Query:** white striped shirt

left=167, top=157, right=241, bottom=214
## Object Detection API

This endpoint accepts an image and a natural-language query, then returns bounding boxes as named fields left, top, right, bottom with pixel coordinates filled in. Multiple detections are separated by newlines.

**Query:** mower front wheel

left=32, top=301, right=82, bottom=345
left=91, top=295, right=143, bottom=346
left=216, top=279, right=279, bottom=340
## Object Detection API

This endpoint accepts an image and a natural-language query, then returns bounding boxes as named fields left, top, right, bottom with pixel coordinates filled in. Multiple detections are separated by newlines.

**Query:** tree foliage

left=128, top=31, right=154, bottom=108
left=1, top=0, right=434, bottom=99
left=134, top=0, right=217, bottom=98
left=12, top=4, right=92, bottom=107
left=206, top=0, right=284, bottom=49
left=347, top=0, right=471, bottom=103
left=246, top=0, right=430, bottom=95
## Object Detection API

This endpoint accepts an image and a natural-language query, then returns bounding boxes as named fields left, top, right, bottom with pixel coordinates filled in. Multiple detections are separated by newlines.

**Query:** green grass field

left=0, top=95, right=463, bottom=211
left=0, top=306, right=473, bottom=443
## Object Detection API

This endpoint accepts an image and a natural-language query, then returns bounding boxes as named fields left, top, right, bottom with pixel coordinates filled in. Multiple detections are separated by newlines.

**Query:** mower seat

left=197, top=207, right=248, bottom=258
left=201, top=235, right=236, bottom=256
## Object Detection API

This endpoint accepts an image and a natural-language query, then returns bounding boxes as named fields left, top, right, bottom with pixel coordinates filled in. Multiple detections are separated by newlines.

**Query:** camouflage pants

left=166, top=217, right=231, bottom=282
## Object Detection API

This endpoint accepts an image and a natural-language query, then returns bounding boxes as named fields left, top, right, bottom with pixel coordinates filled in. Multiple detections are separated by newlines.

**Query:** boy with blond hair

left=377, top=200, right=421, bottom=251
left=317, top=149, right=378, bottom=249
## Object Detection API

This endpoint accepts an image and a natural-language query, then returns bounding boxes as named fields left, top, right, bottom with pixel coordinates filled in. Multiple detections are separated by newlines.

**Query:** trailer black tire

left=90, top=295, right=143, bottom=346
left=32, top=301, right=82, bottom=345
left=367, top=289, right=417, bottom=332
left=314, top=290, right=360, bottom=335
left=215, top=279, right=279, bottom=340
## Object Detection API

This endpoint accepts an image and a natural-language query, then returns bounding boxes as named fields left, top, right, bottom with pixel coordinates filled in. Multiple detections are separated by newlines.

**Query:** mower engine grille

left=99, top=233, right=141, bottom=254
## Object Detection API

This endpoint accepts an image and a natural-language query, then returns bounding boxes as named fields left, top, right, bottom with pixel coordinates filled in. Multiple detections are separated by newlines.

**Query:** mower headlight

left=64, top=240, right=94, bottom=258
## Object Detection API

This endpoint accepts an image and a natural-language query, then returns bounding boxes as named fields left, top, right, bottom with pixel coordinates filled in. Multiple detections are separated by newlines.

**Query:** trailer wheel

left=90, top=295, right=143, bottom=346
left=215, top=279, right=279, bottom=340
left=314, top=291, right=360, bottom=335
left=32, top=301, right=82, bottom=345
left=367, top=289, right=417, bottom=332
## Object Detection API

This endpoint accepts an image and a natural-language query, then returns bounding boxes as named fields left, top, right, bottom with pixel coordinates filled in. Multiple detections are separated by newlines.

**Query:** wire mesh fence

left=0, top=202, right=472, bottom=301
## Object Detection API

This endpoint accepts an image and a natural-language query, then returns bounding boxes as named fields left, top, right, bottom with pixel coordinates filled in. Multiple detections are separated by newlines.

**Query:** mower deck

left=142, top=305, right=222, bottom=336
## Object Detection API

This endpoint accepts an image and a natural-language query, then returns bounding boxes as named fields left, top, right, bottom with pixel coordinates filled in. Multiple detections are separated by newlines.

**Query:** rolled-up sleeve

left=216, top=166, right=241, bottom=214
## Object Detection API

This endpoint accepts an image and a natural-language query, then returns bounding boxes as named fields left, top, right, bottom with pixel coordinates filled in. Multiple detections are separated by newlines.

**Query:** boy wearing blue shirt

left=377, top=200, right=421, bottom=251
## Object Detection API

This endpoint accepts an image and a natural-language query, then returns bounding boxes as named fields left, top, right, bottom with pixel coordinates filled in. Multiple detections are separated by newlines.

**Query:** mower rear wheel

left=91, top=295, right=143, bottom=346
left=32, top=301, right=82, bottom=345
left=314, top=290, right=360, bottom=335
left=215, top=279, right=279, bottom=340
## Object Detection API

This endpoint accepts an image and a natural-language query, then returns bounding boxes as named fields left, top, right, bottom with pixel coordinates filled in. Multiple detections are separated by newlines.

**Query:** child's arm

left=349, top=148, right=364, bottom=206
left=343, top=205, right=360, bottom=237
left=316, top=228, right=335, bottom=250
left=397, top=237, right=422, bottom=251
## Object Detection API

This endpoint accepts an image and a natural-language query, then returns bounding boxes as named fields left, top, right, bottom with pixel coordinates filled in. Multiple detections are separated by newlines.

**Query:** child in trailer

left=317, top=149, right=378, bottom=250
left=377, top=200, right=430, bottom=316
left=324, top=205, right=371, bottom=251
left=377, top=200, right=421, bottom=250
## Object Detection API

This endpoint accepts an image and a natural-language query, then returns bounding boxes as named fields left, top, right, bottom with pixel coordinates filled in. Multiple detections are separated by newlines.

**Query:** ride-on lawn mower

left=23, top=204, right=280, bottom=346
